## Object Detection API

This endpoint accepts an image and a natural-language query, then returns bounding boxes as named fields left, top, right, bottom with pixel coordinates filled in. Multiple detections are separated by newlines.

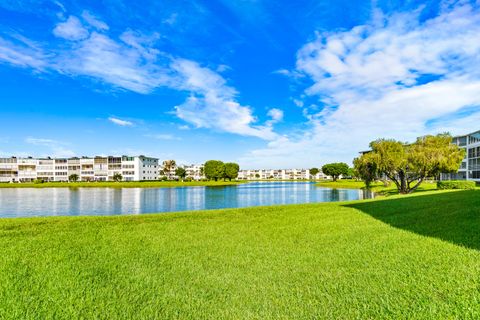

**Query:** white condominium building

left=183, top=164, right=204, bottom=180
left=159, top=163, right=205, bottom=180
left=237, top=168, right=329, bottom=180
left=0, top=155, right=159, bottom=183
left=441, top=130, right=480, bottom=181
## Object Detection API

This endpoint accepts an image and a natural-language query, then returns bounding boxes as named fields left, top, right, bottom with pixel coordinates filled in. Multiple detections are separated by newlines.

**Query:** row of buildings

left=1, top=129, right=477, bottom=183
left=0, top=156, right=329, bottom=183
left=237, top=169, right=329, bottom=180
left=0, top=156, right=160, bottom=183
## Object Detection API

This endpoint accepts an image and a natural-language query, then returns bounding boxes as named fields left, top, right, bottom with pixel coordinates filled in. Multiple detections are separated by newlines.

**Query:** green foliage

left=309, top=167, right=319, bottom=178
left=162, top=160, right=176, bottom=179
left=437, top=180, right=476, bottom=190
left=112, top=173, right=123, bottom=182
left=33, top=178, right=44, bottom=184
left=68, top=174, right=79, bottom=182
left=321, top=163, right=349, bottom=181
left=224, top=163, right=240, bottom=181
left=1, top=191, right=480, bottom=318
left=355, top=134, right=465, bottom=194
left=353, top=153, right=379, bottom=188
left=203, top=160, right=225, bottom=181
left=175, top=167, right=187, bottom=180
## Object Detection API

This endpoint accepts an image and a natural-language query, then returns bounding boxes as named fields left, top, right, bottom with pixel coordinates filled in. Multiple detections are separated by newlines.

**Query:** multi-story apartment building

left=0, top=155, right=159, bottom=183
left=441, top=130, right=479, bottom=181
left=237, top=168, right=329, bottom=180
left=183, top=164, right=204, bottom=180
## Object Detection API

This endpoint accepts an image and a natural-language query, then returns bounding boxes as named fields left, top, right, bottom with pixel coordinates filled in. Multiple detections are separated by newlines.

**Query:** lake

left=0, top=182, right=373, bottom=218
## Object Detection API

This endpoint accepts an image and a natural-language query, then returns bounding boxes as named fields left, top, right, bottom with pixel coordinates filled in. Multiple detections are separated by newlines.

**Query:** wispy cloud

left=242, top=3, right=480, bottom=168
left=81, top=11, right=109, bottom=30
left=0, top=35, right=48, bottom=70
left=145, top=133, right=181, bottom=140
left=53, top=16, right=89, bottom=41
left=0, top=12, right=277, bottom=140
left=25, top=137, right=75, bottom=157
left=108, top=117, right=134, bottom=126
left=173, top=59, right=278, bottom=140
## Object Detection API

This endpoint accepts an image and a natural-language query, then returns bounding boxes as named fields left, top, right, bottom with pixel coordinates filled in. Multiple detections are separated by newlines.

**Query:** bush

left=437, top=180, right=476, bottom=190
left=33, top=179, right=44, bottom=184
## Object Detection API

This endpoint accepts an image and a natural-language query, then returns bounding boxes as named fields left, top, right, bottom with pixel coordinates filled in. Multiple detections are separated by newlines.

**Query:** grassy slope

left=316, top=179, right=438, bottom=195
left=0, top=180, right=244, bottom=188
left=1, top=190, right=480, bottom=319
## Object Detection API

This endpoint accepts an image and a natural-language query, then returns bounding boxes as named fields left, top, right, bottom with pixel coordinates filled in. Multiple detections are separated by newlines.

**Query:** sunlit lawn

left=1, top=190, right=480, bottom=319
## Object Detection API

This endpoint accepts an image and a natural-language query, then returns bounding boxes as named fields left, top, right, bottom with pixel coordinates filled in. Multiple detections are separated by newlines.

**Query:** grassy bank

left=1, top=190, right=480, bottom=318
left=0, top=180, right=244, bottom=188
left=316, top=179, right=438, bottom=195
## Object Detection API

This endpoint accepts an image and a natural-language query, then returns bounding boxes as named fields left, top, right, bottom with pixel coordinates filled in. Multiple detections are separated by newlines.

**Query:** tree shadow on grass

left=344, top=190, right=480, bottom=250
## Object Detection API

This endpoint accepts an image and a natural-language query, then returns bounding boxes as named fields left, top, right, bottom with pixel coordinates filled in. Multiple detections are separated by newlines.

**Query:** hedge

left=437, top=180, right=476, bottom=190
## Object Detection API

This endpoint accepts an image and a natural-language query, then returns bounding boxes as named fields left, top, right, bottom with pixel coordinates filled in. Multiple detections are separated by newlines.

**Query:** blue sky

left=1, top=0, right=480, bottom=168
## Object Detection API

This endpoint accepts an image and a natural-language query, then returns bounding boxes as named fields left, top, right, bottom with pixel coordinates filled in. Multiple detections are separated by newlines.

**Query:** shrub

left=437, top=180, right=476, bottom=190
left=33, top=179, right=44, bottom=184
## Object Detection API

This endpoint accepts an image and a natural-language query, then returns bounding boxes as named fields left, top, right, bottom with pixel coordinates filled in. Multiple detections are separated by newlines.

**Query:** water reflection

left=0, top=182, right=374, bottom=218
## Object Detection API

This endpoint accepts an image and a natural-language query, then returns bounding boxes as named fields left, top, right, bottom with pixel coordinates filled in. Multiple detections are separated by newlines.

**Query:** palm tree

left=113, top=173, right=123, bottom=182
left=162, top=160, right=176, bottom=180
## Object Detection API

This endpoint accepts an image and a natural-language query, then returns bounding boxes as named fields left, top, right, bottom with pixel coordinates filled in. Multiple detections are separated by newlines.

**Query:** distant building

left=441, top=130, right=478, bottom=181
left=237, top=168, right=329, bottom=180
left=183, top=164, right=204, bottom=180
left=0, top=155, right=159, bottom=182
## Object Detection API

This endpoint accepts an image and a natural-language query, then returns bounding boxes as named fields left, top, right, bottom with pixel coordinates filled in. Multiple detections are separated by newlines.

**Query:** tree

left=68, top=174, right=79, bottom=182
left=353, top=153, right=378, bottom=188
left=113, top=173, right=123, bottom=182
left=354, top=134, right=465, bottom=194
left=224, top=163, right=240, bottom=181
left=162, top=160, right=176, bottom=179
left=309, top=167, right=319, bottom=179
left=175, top=167, right=186, bottom=181
left=203, top=160, right=225, bottom=181
left=347, top=168, right=356, bottom=179
left=321, top=163, right=349, bottom=182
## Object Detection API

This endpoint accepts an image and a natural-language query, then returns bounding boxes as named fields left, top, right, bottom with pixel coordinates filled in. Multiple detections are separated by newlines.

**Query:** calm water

left=0, top=182, right=373, bottom=218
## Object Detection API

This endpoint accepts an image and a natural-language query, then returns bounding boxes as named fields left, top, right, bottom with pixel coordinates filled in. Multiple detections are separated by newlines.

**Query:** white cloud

left=172, top=59, right=278, bottom=140
left=25, top=137, right=75, bottom=157
left=267, top=108, right=283, bottom=123
left=0, top=14, right=277, bottom=141
left=108, top=117, right=134, bottom=126
left=53, top=16, right=89, bottom=40
left=145, top=133, right=180, bottom=140
left=0, top=35, right=48, bottom=70
left=81, top=11, right=109, bottom=30
left=241, top=3, right=480, bottom=168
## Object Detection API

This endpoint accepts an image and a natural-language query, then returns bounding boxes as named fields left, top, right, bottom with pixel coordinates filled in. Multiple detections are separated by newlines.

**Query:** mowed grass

left=1, top=191, right=480, bottom=319
left=0, top=180, right=244, bottom=189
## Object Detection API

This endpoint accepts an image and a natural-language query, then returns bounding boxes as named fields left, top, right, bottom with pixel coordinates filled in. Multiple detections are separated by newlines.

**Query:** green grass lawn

left=316, top=179, right=439, bottom=195
left=1, top=190, right=480, bottom=319
left=0, top=180, right=244, bottom=188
